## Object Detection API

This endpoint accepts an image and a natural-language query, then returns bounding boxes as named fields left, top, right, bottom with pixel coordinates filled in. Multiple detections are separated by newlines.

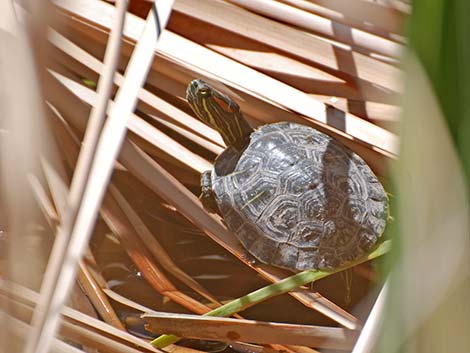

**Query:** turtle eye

left=198, top=87, right=210, bottom=97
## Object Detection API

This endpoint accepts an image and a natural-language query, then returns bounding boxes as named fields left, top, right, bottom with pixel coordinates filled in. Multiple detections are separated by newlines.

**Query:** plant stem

left=150, top=240, right=391, bottom=348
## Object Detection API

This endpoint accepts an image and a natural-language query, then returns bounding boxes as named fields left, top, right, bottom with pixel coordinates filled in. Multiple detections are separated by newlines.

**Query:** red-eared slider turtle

left=186, top=79, right=388, bottom=271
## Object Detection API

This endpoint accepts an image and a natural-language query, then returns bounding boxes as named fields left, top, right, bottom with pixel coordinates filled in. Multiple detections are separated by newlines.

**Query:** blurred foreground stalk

left=379, top=1, right=470, bottom=353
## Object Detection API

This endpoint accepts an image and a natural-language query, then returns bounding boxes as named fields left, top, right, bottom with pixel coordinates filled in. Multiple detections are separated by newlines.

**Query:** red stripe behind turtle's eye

left=212, top=95, right=232, bottom=112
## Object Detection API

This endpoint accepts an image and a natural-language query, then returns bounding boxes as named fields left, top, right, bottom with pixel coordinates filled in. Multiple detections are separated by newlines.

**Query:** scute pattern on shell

left=212, top=122, right=388, bottom=271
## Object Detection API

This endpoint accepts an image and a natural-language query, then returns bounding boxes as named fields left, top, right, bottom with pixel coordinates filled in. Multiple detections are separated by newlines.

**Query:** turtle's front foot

left=200, top=170, right=219, bottom=214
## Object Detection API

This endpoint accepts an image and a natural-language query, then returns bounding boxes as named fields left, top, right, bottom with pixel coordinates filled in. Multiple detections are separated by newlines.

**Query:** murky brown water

left=87, top=169, right=381, bottom=351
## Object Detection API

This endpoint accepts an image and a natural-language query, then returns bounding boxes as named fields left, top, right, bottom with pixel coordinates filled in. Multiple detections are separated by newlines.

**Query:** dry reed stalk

left=277, top=0, right=405, bottom=40
left=28, top=173, right=125, bottom=331
left=47, top=29, right=226, bottom=148
left=364, top=0, right=411, bottom=14
left=52, top=4, right=396, bottom=176
left=49, top=70, right=212, bottom=172
left=306, top=95, right=400, bottom=130
left=172, top=0, right=401, bottom=93
left=22, top=1, right=132, bottom=352
left=0, top=283, right=166, bottom=353
left=1, top=1, right=66, bottom=352
left=75, top=263, right=126, bottom=331
left=4, top=314, right=84, bottom=353
left=101, top=290, right=300, bottom=353
left=101, top=192, right=212, bottom=315
left=140, top=66, right=395, bottom=176
left=28, top=175, right=60, bottom=228
left=108, top=185, right=220, bottom=305
left=351, top=279, right=389, bottom=353
left=46, top=103, right=213, bottom=315
left=28, top=170, right=114, bottom=350
left=307, top=0, right=407, bottom=35
left=44, top=68, right=207, bottom=177
left=144, top=312, right=358, bottom=349
left=47, top=8, right=394, bottom=192
left=53, top=0, right=399, bottom=154
left=166, top=11, right=397, bottom=105
left=225, top=0, right=403, bottom=60
left=5, top=299, right=150, bottom=353
left=150, top=116, right=224, bottom=154
left=68, top=19, right=394, bottom=165
left=46, top=77, right=199, bottom=190
left=37, top=132, right=127, bottom=331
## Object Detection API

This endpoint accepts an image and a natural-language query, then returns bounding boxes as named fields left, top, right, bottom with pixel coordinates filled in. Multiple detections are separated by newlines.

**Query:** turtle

left=186, top=79, right=388, bottom=271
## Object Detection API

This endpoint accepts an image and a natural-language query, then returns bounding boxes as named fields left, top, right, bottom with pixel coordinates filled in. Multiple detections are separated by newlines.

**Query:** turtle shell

left=211, top=122, right=388, bottom=271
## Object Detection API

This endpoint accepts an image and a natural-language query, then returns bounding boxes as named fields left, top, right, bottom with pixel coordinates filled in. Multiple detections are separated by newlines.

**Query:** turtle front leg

left=199, top=170, right=219, bottom=214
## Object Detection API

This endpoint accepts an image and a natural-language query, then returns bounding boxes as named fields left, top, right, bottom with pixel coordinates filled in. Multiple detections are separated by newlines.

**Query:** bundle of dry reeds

left=1, top=1, right=406, bottom=352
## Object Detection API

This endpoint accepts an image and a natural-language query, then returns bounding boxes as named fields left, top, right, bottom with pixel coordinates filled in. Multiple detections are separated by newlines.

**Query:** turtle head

left=186, top=79, right=254, bottom=146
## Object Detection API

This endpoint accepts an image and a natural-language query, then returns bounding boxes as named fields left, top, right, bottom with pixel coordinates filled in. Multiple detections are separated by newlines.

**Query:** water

left=89, top=171, right=378, bottom=350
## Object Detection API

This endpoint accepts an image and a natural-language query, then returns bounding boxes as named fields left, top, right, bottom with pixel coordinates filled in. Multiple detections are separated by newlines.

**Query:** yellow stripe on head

left=186, top=79, right=254, bottom=146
